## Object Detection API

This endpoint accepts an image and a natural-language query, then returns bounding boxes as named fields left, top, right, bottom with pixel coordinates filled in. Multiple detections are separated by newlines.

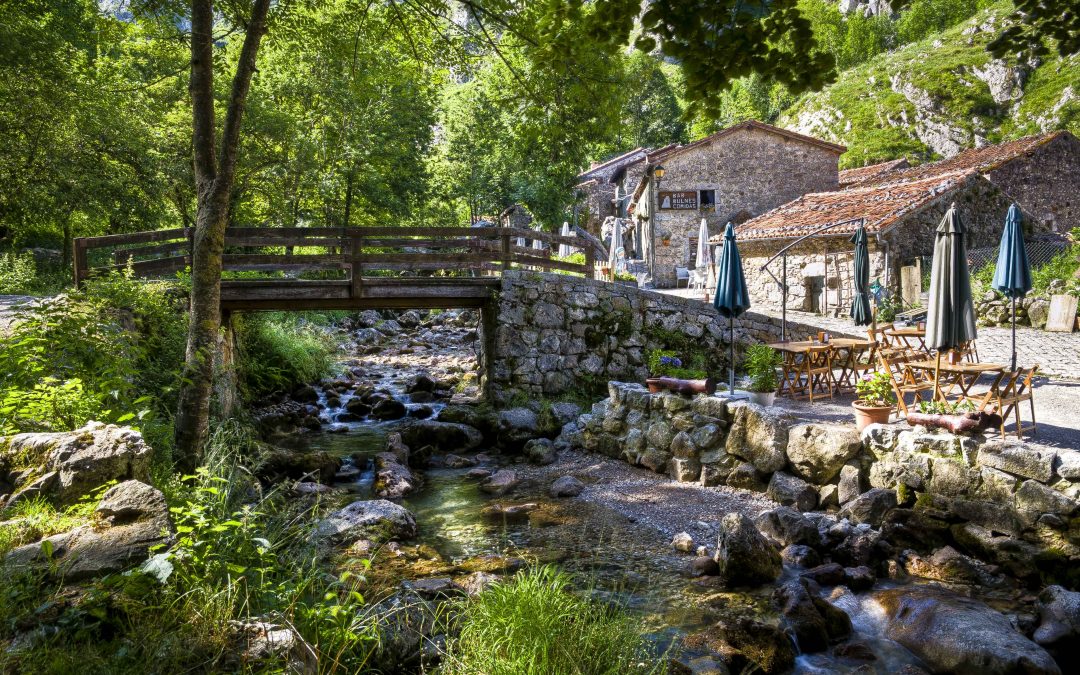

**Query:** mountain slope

left=780, top=1, right=1080, bottom=168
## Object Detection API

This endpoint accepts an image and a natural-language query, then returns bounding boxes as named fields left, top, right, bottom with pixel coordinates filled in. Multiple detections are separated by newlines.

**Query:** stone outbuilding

left=574, top=147, right=654, bottom=237
left=720, top=131, right=1078, bottom=313
left=621, top=121, right=846, bottom=288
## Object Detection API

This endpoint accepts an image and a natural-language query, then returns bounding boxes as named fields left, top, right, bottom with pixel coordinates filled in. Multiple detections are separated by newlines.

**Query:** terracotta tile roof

left=649, top=120, right=846, bottom=163
left=858, top=131, right=1069, bottom=187
left=717, top=171, right=973, bottom=243
left=839, top=159, right=910, bottom=187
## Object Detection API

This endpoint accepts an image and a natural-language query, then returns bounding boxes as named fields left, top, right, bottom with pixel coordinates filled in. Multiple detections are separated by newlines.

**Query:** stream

left=279, top=363, right=933, bottom=673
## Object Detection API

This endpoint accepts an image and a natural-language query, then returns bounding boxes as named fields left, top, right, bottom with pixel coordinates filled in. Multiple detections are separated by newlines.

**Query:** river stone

left=0, top=423, right=153, bottom=505
left=767, top=472, right=818, bottom=512
left=549, top=475, right=585, bottom=498
left=364, top=592, right=442, bottom=672
left=785, top=424, right=862, bottom=484
left=781, top=544, right=821, bottom=568
left=523, top=438, right=556, bottom=465
left=979, top=441, right=1056, bottom=482
left=688, top=617, right=795, bottom=674
left=714, top=513, right=781, bottom=586
left=802, top=563, right=845, bottom=586
left=724, top=404, right=789, bottom=474
left=496, top=407, right=539, bottom=448
left=397, top=420, right=483, bottom=455
left=373, top=452, right=419, bottom=500
left=316, top=499, right=417, bottom=543
left=839, top=488, right=897, bottom=527
left=371, top=398, right=407, bottom=420
left=1035, top=585, right=1080, bottom=658
left=773, top=577, right=852, bottom=653
left=672, top=531, right=696, bottom=552
left=754, top=507, right=821, bottom=547
left=4, top=480, right=172, bottom=580
left=480, top=469, right=519, bottom=496
left=874, top=586, right=1061, bottom=675
left=902, top=546, right=981, bottom=584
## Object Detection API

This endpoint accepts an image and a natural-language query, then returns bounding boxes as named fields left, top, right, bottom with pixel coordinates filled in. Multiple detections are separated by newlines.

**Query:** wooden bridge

left=73, top=226, right=601, bottom=311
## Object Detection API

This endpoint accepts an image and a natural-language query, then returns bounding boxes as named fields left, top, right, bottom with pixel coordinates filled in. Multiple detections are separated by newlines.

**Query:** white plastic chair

left=675, top=267, right=690, bottom=288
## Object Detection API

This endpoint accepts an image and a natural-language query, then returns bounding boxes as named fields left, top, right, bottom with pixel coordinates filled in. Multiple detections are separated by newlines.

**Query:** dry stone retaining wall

left=566, top=382, right=1080, bottom=574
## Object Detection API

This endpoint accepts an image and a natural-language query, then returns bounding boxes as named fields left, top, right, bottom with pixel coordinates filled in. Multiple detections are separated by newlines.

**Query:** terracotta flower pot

left=852, top=401, right=892, bottom=431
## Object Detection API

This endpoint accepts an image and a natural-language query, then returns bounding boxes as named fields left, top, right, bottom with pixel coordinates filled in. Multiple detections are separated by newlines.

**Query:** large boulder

left=754, top=506, right=821, bottom=547
left=713, top=512, right=782, bottom=586
left=373, top=452, right=419, bottom=500
left=773, top=578, right=851, bottom=653
left=1, top=423, right=152, bottom=505
left=785, top=423, right=862, bottom=484
left=5, top=480, right=173, bottom=580
left=371, top=398, right=407, bottom=420
left=397, top=420, right=483, bottom=455
left=839, top=488, right=897, bottom=527
left=315, top=499, right=417, bottom=544
left=724, top=404, right=789, bottom=474
left=874, top=586, right=1061, bottom=675
left=496, top=407, right=541, bottom=449
left=1035, top=585, right=1080, bottom=661
left=686, top=617, right=795, bottom=674
left=256, top=446, right=340, bottom=484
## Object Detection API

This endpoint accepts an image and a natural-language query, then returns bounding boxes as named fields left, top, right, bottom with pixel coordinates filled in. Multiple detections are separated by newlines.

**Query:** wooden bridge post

left=350, top=228, right=363, bottom=298
left=500, top=229, right=512, bottom=275
left=73, top=238, right=88, bottom=288
left=584, top=246, right=595, bottom=280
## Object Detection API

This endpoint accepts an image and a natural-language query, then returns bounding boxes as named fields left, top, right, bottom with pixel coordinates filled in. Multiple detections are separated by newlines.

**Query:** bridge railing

left=73, top=226, right=596, bottom=289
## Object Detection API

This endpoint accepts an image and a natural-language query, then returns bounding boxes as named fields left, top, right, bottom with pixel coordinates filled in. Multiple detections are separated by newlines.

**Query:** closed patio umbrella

left=696, top=218, right=711, bottom=298
left=850, top=224, right=872, bottom=326
left=713, top=222, right=751, bottom=395
left=559, top=222, right=573, bottom=258
left=608, top=220, right=621, bottom=275
left=925, top=203, right=977, bottom=398
left=991, top=203, right=1032, bottom=371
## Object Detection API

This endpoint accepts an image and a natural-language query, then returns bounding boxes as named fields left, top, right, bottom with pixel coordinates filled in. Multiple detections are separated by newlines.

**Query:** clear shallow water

left=290, top=383, right=928, bottom=673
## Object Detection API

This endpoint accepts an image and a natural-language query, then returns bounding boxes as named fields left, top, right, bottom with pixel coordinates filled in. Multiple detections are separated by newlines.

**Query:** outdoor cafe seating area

left=765, top=326, right=1038, bottom=440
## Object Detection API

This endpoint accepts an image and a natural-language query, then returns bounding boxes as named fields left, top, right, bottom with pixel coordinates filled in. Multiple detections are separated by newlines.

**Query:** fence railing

left=73, top=226, right=596, bottom=292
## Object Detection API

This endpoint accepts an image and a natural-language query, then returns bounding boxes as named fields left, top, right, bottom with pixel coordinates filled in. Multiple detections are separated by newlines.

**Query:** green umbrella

left=849, top=224, right=872, bottom=326
left=713, top=222, right=751, bottom=395
left=991, top=203, right=1032, bottom=371
left=925, top=203, right=977, bottom=398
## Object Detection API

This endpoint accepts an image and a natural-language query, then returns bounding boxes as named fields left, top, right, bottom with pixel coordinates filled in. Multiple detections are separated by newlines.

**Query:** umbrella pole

left=729, top=315, right=735, bottom=396
left=1011, top=296, right=1017, bottom=372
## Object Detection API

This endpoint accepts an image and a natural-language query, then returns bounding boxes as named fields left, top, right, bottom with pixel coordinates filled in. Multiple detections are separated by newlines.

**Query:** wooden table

left=767, top=341, right=837, bottom=399
left=904, top=359, right=1005, bottom=400
left=828, top=338, right=876, bottom=391
left=885, top=326, right=927, bottom=353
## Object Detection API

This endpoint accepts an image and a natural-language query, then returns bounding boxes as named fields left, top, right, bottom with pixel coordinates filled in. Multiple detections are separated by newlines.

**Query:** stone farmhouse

left=724, top=130, right=1080, bottom=313
left=577, top=121, right=1079, bottom=313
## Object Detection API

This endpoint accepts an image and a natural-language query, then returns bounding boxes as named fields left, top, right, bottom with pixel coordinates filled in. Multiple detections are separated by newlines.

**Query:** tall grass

left=441, top=566, right=664, bottom=675
left=234, top=312, right=336, bottom=400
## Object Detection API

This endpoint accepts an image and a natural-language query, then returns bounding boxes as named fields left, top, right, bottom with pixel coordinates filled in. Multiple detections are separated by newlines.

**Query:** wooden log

left=904, top=411, right=1002, bottom=433
left=645, top=377, right=717, bottom=396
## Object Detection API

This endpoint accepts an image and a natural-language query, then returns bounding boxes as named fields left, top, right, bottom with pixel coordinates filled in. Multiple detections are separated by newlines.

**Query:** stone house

left=722, top=131, right=1079, bottom=313
left=574, top=147, right=653, bottom=237
left=621, top=121, right=847, bottom=288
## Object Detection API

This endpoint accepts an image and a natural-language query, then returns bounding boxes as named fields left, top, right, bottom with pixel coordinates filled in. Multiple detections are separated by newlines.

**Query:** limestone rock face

left=1, top=423, right=153, bottom=505
left=874, top=586, right=1061, bottom=675
left=724, top=404, right=790, bottom=474
left=785, top=423, right=862, bottom=484
left=714, top=512, right=782, bottom=586
left=316, top=499, right=417, bottom=543
left=5, top=480, right=172, bottom=580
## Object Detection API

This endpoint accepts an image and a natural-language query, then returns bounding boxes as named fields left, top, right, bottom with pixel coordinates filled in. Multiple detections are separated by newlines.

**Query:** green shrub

left=0, top=251, right=37, bottom=294
left=234, top=312, right=335, bottom=400
left=442, top=566, right=661, bottom=675
left=743, top=344, right=782, bottom=393
left=647, top=348, right=707, bottom=379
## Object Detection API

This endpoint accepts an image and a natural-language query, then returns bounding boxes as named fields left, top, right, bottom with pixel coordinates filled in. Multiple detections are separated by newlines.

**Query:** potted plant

left=613, top=270, right=638, bottom=286
left=743, top=344, right=782, bottom=406
left=852, top=371, right=896, bottom=431
left=646, top=350, right=715, bottom=395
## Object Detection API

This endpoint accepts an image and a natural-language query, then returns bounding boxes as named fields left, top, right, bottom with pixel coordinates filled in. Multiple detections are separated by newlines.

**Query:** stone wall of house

left=649, top=127, right=842, bottom=288
left=564, top=383, right=1080, bottom=576
left=987, top=133, right=1080, bottom=234
left=480, top=270, right=839, bottom=405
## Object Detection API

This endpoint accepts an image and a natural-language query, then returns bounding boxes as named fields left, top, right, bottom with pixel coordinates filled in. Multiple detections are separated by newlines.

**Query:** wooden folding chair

left=837, top=342, right=878, bottom=391
left=877, top=350, right=935, bottom=417
left=963, top=366, right=1038, bottom=439
left=794, top=345, right=835, bottom=403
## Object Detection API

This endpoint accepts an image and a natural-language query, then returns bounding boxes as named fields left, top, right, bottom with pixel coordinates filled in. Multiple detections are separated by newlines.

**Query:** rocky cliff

left=781, top=1, right=1079, bottom=168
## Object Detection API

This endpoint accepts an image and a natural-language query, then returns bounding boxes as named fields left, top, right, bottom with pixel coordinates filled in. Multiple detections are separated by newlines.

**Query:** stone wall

left=987, top=133, right=1080, bottom=233
left=480, top=270, right=838, bottom=405
left=567, top=382, right=1080, bottom=576
left=647, top=126, right=842, bottom=288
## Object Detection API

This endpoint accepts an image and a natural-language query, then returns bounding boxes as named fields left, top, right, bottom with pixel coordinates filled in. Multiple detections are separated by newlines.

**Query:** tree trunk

left=174, top=0, right=272, bottom=471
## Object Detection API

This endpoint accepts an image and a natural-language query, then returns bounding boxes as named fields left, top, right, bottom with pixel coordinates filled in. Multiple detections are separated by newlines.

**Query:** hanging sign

left=659, top=191, right=698, bottom=210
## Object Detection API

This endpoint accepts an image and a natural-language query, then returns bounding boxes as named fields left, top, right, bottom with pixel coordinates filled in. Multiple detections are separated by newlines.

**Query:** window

left=699, top=189, right=716, bottom=210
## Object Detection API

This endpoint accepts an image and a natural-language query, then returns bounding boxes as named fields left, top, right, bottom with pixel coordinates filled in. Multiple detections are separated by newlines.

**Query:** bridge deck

left=74, top=226, right=602, bottom=311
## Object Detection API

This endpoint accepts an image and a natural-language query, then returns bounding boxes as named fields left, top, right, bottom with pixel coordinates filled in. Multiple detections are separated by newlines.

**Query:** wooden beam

left=80, top=228, right=190, bottom=249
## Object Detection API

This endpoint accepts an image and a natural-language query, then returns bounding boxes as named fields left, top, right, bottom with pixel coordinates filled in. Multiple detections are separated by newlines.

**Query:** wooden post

left=584, top=245, right=595, bottom=280
left=73, top=238, right=88, bottom=288
left=500, top=230, right=511, bottom=275
left=350, top=228, right=363, bottom=298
